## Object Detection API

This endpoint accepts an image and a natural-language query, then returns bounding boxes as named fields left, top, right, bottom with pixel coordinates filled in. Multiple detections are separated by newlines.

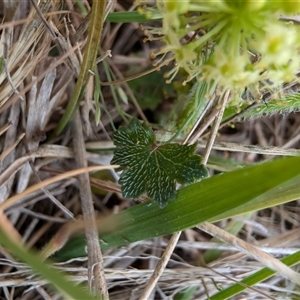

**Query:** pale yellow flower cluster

left=142, top=0, right=300, bottom=99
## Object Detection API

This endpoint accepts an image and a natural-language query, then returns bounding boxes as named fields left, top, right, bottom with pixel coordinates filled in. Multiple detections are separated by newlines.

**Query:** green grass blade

left=213, top=174, right=300, bottom=222
left=94, top=67, right=102, bottom=124
left=174, top=286, right=198, bottom=300
left=53, top=156, right=300, bottom=261
left=209, top=250, right=300, bottom=299
left=207, top=154, right=247, bottom=172
left=75, top=0, right=88, bottom=15
left=106, top=10, right=162, bottom=23
left=0, top=228, right=97, bottom=299
left=53, top=1, right=106, bottom=136
left=0, top=56, right=3, bottom=74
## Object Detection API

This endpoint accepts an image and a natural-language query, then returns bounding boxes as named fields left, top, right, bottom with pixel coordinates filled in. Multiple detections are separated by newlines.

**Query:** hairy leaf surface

left=111, top=119, right=208, bottom=206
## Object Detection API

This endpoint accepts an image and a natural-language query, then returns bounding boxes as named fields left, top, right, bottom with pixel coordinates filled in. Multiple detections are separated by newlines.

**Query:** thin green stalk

left=101, top=59, right=130, bottom=124
left=209, top=250, right=300, bottom=299
left=53, top=0, right=107, bottom=136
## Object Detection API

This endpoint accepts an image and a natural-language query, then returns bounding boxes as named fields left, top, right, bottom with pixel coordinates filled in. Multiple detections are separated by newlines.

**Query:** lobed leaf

left=111, top=119, right=208, bottom=206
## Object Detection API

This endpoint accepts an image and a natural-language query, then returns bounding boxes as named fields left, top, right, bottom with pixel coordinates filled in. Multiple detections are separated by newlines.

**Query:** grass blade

left=53, top=156, right=300, bottom=260
left=106, top=10, right=162, bottom=23
left=53, top=1, right=107, bottom=136
left=0, top=228, right=97, bottom=299
left=209, top=250, right=300, bottom=299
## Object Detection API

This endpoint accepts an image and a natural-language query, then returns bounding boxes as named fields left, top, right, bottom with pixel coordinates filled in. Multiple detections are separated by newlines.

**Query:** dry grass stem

left=198, top=141, right=300, bottom=156
left=138, top=232, right=182, bottom=300
left=198, top=222, right=300, bottom=285
left=73, top=111, right=108, bottom=297
left=202, top=90, right=230, bottom=165
left=0, top=165, right=118, bottom=211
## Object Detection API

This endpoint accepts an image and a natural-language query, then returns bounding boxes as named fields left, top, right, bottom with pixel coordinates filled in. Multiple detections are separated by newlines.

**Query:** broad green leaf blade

left=209, top=250, right=300, bottom=299
left=111, top=119, right=208, bottom=206
left=212, top=174, right=300, bottom=222
left=54, top=156, right=300, bottom=261
left=0, top=228, right=97, bottom=299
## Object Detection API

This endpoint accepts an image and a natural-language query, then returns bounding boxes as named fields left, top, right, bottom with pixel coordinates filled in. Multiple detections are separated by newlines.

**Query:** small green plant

left=111, top=118, right=208, bottom=206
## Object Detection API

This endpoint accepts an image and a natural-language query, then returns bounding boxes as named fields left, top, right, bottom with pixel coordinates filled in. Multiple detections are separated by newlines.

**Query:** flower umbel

left=142, top=0, right=300, bottom=100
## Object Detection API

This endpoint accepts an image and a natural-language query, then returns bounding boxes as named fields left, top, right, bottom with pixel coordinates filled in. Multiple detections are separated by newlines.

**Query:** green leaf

left=53, top=155, right=300, bottom=261
left=174, top=286, right=198, bottom=300
left=0, top=227, right=97, bottom=299
left=0, top=57, right=3, bottom=74
left=111, top=119, right=208, bottom=206
left=52, top=1, right=107, bottom=137
left=209, top=250, right=300, bottom=299
left=127, top=69, right=173, bottom=111
left=106, top=10, right=162, bottom=23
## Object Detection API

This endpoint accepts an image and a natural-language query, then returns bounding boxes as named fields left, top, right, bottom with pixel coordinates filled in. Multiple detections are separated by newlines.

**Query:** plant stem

left=53, top=0, right=107, bottom=136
